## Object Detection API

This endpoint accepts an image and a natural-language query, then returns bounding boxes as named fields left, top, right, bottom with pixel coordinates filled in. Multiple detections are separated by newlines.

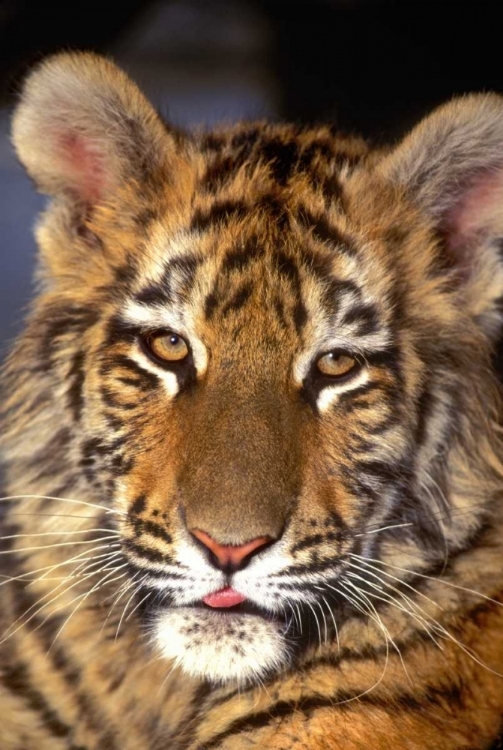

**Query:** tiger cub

left=1, top=52, right=503, bottom=750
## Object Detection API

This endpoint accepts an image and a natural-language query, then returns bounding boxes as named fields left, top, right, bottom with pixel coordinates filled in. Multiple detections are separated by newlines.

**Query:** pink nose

left=191, top=529, right=271, bottom=570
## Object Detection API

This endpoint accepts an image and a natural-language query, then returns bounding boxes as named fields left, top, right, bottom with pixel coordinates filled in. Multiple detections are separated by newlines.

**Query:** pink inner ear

left=443, top=168, right=503, bottom=278
left=57, top=132, right=107, bottom=203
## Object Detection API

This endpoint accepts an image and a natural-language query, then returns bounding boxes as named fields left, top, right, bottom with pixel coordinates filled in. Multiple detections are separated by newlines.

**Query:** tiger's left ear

left=378, top=94, right=503, bottom=339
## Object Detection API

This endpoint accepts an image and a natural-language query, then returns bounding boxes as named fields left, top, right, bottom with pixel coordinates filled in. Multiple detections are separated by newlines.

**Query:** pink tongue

left=202, top=587, right=246, bottom=608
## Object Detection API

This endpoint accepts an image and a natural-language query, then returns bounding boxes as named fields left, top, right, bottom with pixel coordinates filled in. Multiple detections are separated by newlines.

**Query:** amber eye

left=316, top=351, right=358, bottom=379
left=144, top=331, right=189, bottom=363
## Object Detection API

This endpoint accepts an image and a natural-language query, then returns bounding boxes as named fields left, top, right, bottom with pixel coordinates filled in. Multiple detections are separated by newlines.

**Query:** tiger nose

left=191, top=529, right=271, bottom=571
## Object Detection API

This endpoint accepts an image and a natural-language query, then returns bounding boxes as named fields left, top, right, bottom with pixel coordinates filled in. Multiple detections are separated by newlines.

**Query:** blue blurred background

left=2, top=0, right=503, bottom=359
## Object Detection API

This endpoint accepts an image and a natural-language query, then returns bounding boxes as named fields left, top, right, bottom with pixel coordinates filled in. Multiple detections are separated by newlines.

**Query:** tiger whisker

left=46, top=567, right=130, bottom=653
left=0, top=536, right=120, bottom=554
left=0, top=544, right=122, bottom=589
left=100, top=573, right=140, bottom=634
left=350, top=556, right=503, bottom=678
left=315, top=600, right=329, bottom=645
left=330, top=577, right=412, bottom=685
left=305, top=600, right=323, bottom=649
left=125, top=589, right=153, bottom=622
left=347, top=561, right=447, bottom=623
left=351, top=553, right=503, bottom=609
left=324, top=586, right=393, bottom=705
left=0, top=494, right=125, bottom=516
left=346, top=569, right=445, bottom=650
left=115, top=575, right=148, bottom=640
left=355, top=522, right=413, bottom=536
left=0, top=529, right=120, bottom=540
left=0, top=560, right=123, bottom=644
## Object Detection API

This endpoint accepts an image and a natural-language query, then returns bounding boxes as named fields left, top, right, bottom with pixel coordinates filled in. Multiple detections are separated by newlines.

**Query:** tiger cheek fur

left=2, top=52, right=503, bottom=750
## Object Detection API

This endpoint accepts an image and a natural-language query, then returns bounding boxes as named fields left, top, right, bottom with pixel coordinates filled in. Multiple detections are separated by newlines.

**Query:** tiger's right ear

left=12, top=52, right=182, bottom=206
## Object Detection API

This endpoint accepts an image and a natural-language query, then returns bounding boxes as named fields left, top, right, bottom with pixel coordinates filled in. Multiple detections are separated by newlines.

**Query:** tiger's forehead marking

left=119, top=128, right=395, bottom=389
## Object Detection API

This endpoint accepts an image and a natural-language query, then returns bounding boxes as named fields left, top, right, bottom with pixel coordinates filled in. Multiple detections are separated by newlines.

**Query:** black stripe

left=255, top=194, right=290, bottom=229
left=297, top=140, right=334, bottom=172
left=190, top=200, right=248, bottom=233
left=204, top=292, right=219, bottom=320
left=131, top=518, right=173, bottom=545
left=123, top=539, right=175, bottom=567
left=221, top=283, right=253, bottom=316
left=130, top=495, right=147, bottom=515
left=291, top=528, right=343, bottom=554
left=1, top=662, right=70, bottom=738
left=27, top=428, right=71, bottom=474
left=67, top=350, right=86, bottom=422
left=200, top=132, right=227, bottom=152
left=7, top=580, right=121, bottom=750
left=221, top=239, right=263, bottom=273
left=107, top=355, right=160, bottom=390
left=203, top=681, right=463, bottom=748
left=200, top=155, right=245, bottom=192
left=340, top=302, right=380, bottom=335
left=354, top=459, right=402, bottom=484
left=297, top=207, right=357, bottom=256
left=134, top=281, right=173, bottom=306
left=336, top=381, right=382, bottom=408
left=135, top=255, right=201, bottom=306
left=260, top=137, right=299, bottom=185
left=415, top=385, right=434, bottom=447
left=99, top=387, right=139, bottom=411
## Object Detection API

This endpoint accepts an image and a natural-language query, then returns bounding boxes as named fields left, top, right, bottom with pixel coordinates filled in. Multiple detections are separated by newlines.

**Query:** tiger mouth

left=195, top=600, right=285, bottom=623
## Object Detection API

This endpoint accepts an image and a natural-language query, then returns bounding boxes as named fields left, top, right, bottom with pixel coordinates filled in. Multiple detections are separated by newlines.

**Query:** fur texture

left=2, top=52, right=503, bottom=748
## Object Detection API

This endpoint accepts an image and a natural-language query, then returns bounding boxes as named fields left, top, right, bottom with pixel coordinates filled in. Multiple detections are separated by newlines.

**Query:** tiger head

left=6, top=53, right=503, bottom=683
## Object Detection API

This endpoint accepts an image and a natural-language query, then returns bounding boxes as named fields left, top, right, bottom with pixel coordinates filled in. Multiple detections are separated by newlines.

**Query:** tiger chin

left=3, top=51, right=503, bottom=750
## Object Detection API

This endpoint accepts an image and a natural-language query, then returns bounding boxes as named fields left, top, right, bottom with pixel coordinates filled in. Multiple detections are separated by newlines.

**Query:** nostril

left=190, top=528, right=272, bottom=571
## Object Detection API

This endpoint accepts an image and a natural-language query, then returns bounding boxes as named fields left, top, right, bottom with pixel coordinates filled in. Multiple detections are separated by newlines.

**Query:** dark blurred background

left=2, top=0, right=503, bottom=358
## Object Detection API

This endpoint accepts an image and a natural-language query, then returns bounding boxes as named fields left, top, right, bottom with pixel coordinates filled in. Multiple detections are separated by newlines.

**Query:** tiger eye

left=146, top=332, right=189, bottom=363
left=317, top=352, right=357, bottom=378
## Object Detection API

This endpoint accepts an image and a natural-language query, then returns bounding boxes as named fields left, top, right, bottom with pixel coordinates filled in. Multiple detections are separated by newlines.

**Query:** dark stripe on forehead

left=231, top=126, right=262, bottom=149
left=221, top=283, right=253, bottom=317
left=297, top=139, right=334, bottom=170
left=340, top=302, right=380, bottom=336
left=259, top=137, right=299, bottom=185
left=200, top=153, right=250, bottom=192
left=321, top=277, right=362, bottom=317
left=134, top=254, right=201, bottom=307
left=190, top=200, right=248, bottom=233
left=221, top=239, right=263, bottom=273
left=274, top=251, right=308, bottom=333
left=256, top=194, right=290, bottom=229
left=297, top=207, right=358, bottom=256
left=204, top=292, right=219, bottom=320
left=276, top=251, right=300, bottom=282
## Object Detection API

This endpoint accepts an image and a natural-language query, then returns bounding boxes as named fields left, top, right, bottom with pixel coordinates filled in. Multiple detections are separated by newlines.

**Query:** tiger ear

left=378, top=94, right=503, bottom=339
left=12, top=52, right=180, bottom=206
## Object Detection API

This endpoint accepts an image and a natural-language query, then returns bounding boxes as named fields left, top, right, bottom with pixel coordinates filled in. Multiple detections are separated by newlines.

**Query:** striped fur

left=2, top=52, right=503, bottom=748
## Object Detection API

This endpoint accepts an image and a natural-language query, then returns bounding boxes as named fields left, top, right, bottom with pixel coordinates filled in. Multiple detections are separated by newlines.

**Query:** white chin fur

left=153, top=607, right=289, bottom=684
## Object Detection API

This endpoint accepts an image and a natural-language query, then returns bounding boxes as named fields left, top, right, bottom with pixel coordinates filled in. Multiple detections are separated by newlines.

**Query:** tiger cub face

left=8, top=53, right=503, bottom=683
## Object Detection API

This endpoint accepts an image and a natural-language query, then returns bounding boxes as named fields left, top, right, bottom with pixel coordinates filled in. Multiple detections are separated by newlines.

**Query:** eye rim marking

left=140, top=330, right=191, bottom=369
left=316, top=350, right=359, bottom=381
